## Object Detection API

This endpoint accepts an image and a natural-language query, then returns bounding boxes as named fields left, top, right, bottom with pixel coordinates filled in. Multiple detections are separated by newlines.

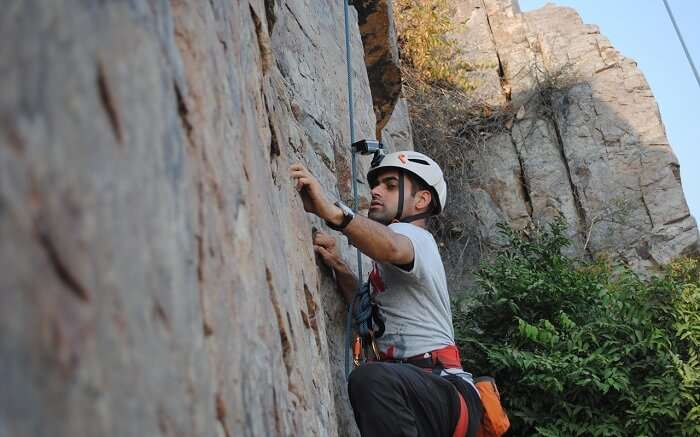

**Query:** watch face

left=336, top=201, right=352, bottom=215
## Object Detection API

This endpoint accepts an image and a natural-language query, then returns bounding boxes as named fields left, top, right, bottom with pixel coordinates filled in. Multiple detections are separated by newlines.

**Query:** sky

left=519, top=0, right=699, bottom=222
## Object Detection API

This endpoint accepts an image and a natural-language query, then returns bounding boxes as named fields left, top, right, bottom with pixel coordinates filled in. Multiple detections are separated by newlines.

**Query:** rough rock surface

left=442, top=0, right=699, bottom=290
left=3, top=0, right=698, bottom=435
left=0, top=1, right=404, bottom=436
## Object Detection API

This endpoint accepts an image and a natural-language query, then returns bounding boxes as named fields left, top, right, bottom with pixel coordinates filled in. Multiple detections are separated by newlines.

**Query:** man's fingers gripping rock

left=313, top=232, right=335, bottom=249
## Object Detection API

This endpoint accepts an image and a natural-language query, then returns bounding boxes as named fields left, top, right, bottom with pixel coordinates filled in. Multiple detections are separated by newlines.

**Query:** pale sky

left=519, top=0, right=700, bottom=222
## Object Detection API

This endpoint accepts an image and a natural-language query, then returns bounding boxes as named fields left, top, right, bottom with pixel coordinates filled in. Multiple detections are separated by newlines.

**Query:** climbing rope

left=342, top=0, right=365, bottom=380
left=342, top=0, right=382, bottom=379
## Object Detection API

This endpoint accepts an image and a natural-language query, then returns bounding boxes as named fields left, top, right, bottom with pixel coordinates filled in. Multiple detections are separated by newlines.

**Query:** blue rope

left=353, top=282, right=374, bottom=338
left=344, top=1, right=356, bottom=145
left=342, top=0, right=370, bottom=379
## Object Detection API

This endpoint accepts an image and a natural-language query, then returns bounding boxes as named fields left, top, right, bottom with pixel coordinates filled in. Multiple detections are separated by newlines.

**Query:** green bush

left=454, top=220, right=700, bottom=436
left=393, top=0, right=473, bottom=89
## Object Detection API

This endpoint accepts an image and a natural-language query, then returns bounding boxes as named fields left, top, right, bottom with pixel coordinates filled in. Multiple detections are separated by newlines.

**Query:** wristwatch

left=325, top=201, right=355, bottom=231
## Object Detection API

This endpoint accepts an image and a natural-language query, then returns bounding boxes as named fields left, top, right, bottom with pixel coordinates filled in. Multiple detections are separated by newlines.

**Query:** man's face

left=368, top=169, right=410, bottom=225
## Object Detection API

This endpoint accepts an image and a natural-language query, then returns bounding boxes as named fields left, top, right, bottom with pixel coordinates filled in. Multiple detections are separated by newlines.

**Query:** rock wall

left=442, top=0, right=699, bottom=289
left=0, top=1, right=409, bottom=436
left=3, top=0, right=698, bottom=435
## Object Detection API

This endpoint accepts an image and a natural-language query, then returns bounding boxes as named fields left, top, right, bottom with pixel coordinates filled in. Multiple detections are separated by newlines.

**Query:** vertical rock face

left=0, top=1, right=405, bottom=436
left=442, top=0, right=699, bottom=289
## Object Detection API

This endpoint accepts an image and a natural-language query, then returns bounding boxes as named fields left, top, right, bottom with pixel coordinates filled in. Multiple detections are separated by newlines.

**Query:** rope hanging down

left=342, top=0, right=366, bottom=380
left=662, top=0, right=700, bottom=88
left=341, top=0, right=385, bottom=379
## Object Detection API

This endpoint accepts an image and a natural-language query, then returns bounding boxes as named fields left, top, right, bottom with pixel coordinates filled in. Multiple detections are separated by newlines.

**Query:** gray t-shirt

left=369, top=222, right=455, bottom=359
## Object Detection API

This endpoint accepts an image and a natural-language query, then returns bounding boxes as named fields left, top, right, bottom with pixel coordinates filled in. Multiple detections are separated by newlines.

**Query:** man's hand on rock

left=290, top=163, right=342, bottom=224
left=313, top=228, right=357, bottom=303
left=312, top=229, right=343, bottom=270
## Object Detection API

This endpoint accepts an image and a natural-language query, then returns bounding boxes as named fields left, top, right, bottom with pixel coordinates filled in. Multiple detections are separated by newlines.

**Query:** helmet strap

left=393, top=170, right=434, bottom=224
left=393, top=169, right=404, bottom=223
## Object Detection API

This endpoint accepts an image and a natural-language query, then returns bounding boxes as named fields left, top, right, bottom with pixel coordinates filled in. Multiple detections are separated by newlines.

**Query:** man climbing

left=290, top=151, right=483, bottom=437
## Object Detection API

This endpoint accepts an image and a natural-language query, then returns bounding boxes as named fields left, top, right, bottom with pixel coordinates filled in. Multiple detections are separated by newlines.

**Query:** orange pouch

left=474, top=377, right=510, bottom=437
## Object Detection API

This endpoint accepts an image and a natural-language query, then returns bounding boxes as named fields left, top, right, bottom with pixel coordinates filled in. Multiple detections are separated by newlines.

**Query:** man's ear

left=415, top=190, right=432, bottom=212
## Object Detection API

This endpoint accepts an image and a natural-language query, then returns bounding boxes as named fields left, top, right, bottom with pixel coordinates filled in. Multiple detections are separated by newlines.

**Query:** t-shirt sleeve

left=387, top=223, right=429, bottom=278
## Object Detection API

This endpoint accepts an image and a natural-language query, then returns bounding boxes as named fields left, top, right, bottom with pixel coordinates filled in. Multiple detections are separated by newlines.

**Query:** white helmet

left=367, top=151, right=447, bottom=221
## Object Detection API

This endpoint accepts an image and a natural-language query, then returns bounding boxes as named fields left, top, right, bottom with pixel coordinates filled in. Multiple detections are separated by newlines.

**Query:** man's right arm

left=313, top=230, right=357, bottom=304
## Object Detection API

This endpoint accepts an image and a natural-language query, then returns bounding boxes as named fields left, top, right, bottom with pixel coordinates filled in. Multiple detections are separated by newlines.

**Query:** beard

left=368, top=206, right=395, bottom=225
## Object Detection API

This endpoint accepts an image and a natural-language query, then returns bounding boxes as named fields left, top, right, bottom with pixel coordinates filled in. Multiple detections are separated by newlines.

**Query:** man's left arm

left=290, top=163, right=414, bottom=265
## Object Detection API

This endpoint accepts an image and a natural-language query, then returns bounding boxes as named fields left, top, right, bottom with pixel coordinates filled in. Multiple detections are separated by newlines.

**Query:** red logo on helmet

left=398, top=153, right=408, bottom=164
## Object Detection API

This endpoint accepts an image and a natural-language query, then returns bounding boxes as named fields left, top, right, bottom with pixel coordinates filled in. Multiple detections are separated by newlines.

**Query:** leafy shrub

left=393, top=0, right=473, bottom=89
left=454, top=220, right=700, bottom=436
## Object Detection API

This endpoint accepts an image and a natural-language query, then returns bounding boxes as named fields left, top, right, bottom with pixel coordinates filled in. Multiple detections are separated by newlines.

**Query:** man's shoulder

left=387, top=222, right=441, bottom=267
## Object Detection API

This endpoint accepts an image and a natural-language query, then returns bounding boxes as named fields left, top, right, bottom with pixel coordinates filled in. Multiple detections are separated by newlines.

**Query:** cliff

left=435, top=0, right=699, bottom=290
left=0, top=1, right=698, bottom=436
